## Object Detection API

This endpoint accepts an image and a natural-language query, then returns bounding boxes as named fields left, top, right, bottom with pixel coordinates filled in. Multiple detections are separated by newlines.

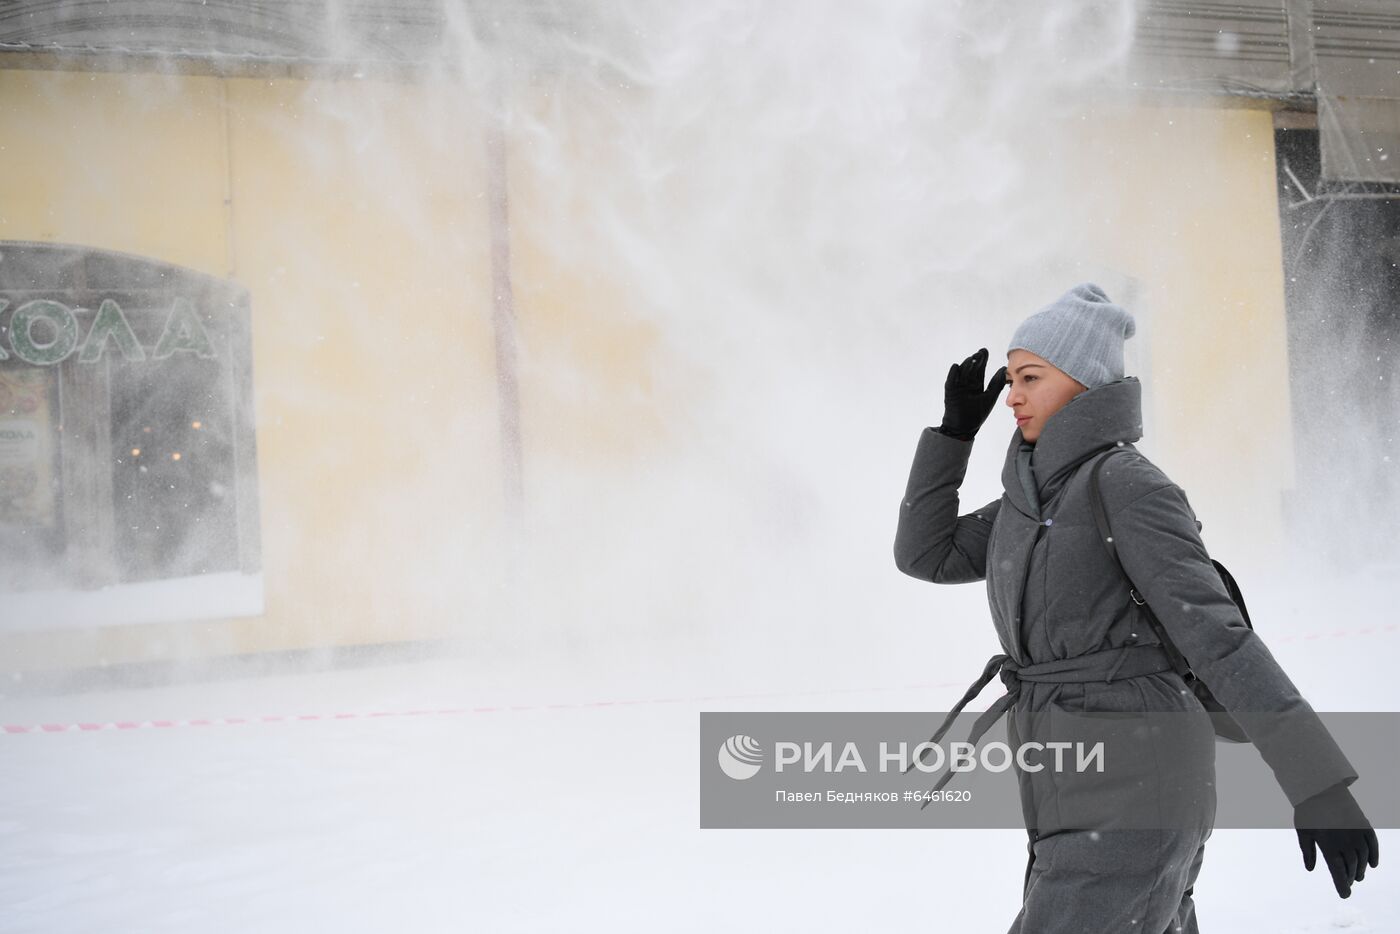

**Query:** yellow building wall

left=220, top=77, right=502, bottom=654
left=1059, top=101, right=1294, bottom=555
left=0, top=70, right=511, bottom=669
left=0, top=67, right=1294, bottom=671
left=0, top=70, right=229, bottom=275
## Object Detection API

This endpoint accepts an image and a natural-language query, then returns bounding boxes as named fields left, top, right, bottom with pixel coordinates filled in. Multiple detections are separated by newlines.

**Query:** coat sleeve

left=894, top=427, right=1001, bottom=584
left=1110, top=480, right=1358, bottom=808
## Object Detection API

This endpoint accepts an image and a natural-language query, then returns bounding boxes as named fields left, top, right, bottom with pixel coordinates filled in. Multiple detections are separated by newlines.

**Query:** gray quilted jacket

left=894, top=376, right=1356, bottom=830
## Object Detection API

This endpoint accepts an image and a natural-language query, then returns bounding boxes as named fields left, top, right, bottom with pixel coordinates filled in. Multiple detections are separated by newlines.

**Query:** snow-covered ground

left=1, top=564, right=1395, bottom=933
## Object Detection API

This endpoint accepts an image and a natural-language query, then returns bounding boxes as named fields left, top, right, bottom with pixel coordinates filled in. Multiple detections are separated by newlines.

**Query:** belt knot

left=998, top=661, right=1022, bottom=694
left=905, top=644, right=1174, bottom=810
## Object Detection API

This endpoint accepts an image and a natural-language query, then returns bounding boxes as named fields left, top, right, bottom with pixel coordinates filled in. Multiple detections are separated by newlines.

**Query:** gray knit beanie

left=1007, top=282, right=1136, bottom=389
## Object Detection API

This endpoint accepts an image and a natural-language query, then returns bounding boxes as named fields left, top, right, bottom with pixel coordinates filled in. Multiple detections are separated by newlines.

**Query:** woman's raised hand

left=939, top=347, right=1009, bottom=441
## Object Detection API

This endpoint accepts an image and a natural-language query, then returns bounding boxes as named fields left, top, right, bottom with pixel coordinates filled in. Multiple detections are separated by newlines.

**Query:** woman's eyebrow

left=1010, top=363, right=1045, bottom=374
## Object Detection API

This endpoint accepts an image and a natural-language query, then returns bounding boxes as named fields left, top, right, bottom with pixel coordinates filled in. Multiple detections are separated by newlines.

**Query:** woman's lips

left=1016, top=415, right=1030, bottom=425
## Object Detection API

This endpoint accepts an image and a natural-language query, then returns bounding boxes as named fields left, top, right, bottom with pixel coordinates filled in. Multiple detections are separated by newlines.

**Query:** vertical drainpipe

left=485, top=73, right=524, bottom=522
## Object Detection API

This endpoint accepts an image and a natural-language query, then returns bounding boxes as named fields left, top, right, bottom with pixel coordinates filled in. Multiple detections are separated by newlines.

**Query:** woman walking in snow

left=894, top=283, right=1378, bottom=933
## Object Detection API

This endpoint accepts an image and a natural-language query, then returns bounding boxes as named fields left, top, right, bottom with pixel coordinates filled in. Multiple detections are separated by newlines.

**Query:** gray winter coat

left=894, top=376, right=1357, bottom=931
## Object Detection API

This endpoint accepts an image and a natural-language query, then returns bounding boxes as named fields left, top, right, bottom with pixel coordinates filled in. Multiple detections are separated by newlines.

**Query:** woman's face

left=1004, top=349, right=1087, bottom=443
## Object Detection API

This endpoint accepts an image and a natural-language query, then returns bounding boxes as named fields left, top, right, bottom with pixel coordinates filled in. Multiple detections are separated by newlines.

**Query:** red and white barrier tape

left=4, top=622, right=1395, bottom=736
left=1274, top=623, right=1400, bottom=643
left=0, top=679, right=972, bottom=735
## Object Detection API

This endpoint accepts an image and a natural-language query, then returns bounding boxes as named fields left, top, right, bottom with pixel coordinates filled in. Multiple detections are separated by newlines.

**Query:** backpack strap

left=1087, top=450, right=1196, bottom=681
left=1213, top=559, right=1253, bottom=628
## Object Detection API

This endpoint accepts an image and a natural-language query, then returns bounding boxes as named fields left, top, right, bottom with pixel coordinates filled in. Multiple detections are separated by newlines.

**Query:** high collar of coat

left=998, top=376, right=1145, bottom=519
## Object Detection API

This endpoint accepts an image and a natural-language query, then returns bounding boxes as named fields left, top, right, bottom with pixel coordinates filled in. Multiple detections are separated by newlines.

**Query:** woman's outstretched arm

left=1109, top=478, right=1358, bottom=807
left=894, top=426, right=1001, bottom=584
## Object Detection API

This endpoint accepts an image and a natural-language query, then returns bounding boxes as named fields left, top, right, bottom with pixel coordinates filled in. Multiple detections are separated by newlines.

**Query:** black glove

left=938, top=347, right=1008, bottom=441
left=1294, top=782, right=1380, bottom=898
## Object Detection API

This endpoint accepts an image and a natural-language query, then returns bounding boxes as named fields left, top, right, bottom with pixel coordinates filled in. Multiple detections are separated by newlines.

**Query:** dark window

left=109, top=336, right=242, bottom=582
left=1275, top=128, right=1400, bottom=569
left=0, top=243, right=261, bottom=605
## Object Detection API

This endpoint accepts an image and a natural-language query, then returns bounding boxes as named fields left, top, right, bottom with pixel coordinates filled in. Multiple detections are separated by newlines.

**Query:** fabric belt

left=906, top=644, right=1175, bottom=806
